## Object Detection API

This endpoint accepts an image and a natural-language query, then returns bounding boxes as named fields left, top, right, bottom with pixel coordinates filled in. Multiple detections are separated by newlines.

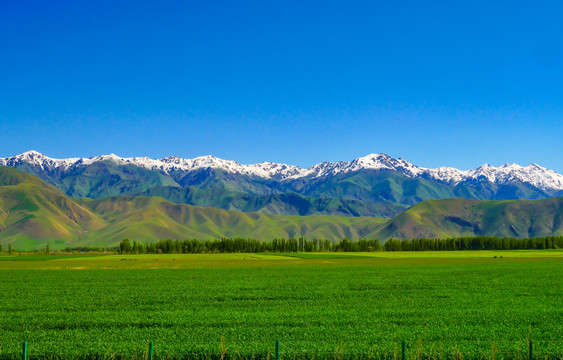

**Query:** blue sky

left=1, top=1, right=562, bottom=171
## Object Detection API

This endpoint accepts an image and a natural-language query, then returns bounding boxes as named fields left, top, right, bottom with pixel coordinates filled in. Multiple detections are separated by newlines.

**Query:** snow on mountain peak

left=20, top=150, right=43, bottom=156
left=0, top=151, right=81, bottom=170
left=467, top=162, right=563, bottom=190
left=423, top=167, right=465, bottom=184
left=2, top=151, right=563, bottom=190
left=298, top=153, right=423, bottom=178
left=144, top=154, right=303, bottom=179
left=350, top=153, right=422, bottom=176
left=500, top=163, right=518, bottom=169
left=15, top=150, right=49, bottom=162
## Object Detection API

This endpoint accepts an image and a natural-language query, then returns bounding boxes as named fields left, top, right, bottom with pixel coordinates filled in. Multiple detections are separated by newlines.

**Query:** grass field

left=0, top=251, right=562, bottom=359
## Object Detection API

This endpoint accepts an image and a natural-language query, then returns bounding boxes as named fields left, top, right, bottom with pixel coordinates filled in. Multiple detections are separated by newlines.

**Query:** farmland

left=0, top=251, right=562, bottom=359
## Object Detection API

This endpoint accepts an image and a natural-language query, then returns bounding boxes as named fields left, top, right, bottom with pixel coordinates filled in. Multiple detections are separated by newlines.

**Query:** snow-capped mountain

left=290, top=153, right=563, bottom=192
left=0, top=150, right=84, bottom=171
left=0, top=151, right=304, bottom=180
left=297, top=153, right=425, bottom=178
left=461, top=163, right=563, bottom=191
left=1, top=150, right=563, bottom=191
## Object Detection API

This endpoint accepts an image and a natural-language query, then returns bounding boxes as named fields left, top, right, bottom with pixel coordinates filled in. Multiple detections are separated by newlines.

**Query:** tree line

left=115, top=236, right=563, bottom=254
left=117, top=238, right=383, bottom=254
left=382, top=236, right=563, bottom=251
left=1, top=236, right=561, bottom=254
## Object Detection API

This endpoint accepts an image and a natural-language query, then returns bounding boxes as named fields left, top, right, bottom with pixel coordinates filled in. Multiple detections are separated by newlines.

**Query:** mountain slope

left=287, top=170, right=457, bottom=205
left=0, top=167, right=106, bottom=248
left=79, top=196, right=386, bottom=247
left=371, top=197, right=563, bottom=239
left=133, top=186, right=406, bottom=217
left=2, top=156, right=179, bottom=198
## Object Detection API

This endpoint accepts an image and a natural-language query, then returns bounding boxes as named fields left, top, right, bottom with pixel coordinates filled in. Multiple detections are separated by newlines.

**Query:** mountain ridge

left=3, top=151, right=562, bottom=190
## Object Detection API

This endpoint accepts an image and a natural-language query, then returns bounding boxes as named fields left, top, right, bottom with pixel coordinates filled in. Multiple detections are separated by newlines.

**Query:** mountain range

left=1, top=166, right=563, bottom=249
left=1, top=151, right=563, bottom=218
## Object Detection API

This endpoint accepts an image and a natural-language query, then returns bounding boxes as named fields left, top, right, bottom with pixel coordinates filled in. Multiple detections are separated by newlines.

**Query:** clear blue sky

left=1, top=1, right=562, bottom=171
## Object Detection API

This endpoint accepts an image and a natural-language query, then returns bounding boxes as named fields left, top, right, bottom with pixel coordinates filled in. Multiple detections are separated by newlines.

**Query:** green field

left=0, top=251, right=562, bottom=359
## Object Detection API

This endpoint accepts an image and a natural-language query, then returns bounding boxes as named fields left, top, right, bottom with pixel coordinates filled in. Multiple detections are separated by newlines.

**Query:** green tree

left=120, top=239, right=132, bottom=254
